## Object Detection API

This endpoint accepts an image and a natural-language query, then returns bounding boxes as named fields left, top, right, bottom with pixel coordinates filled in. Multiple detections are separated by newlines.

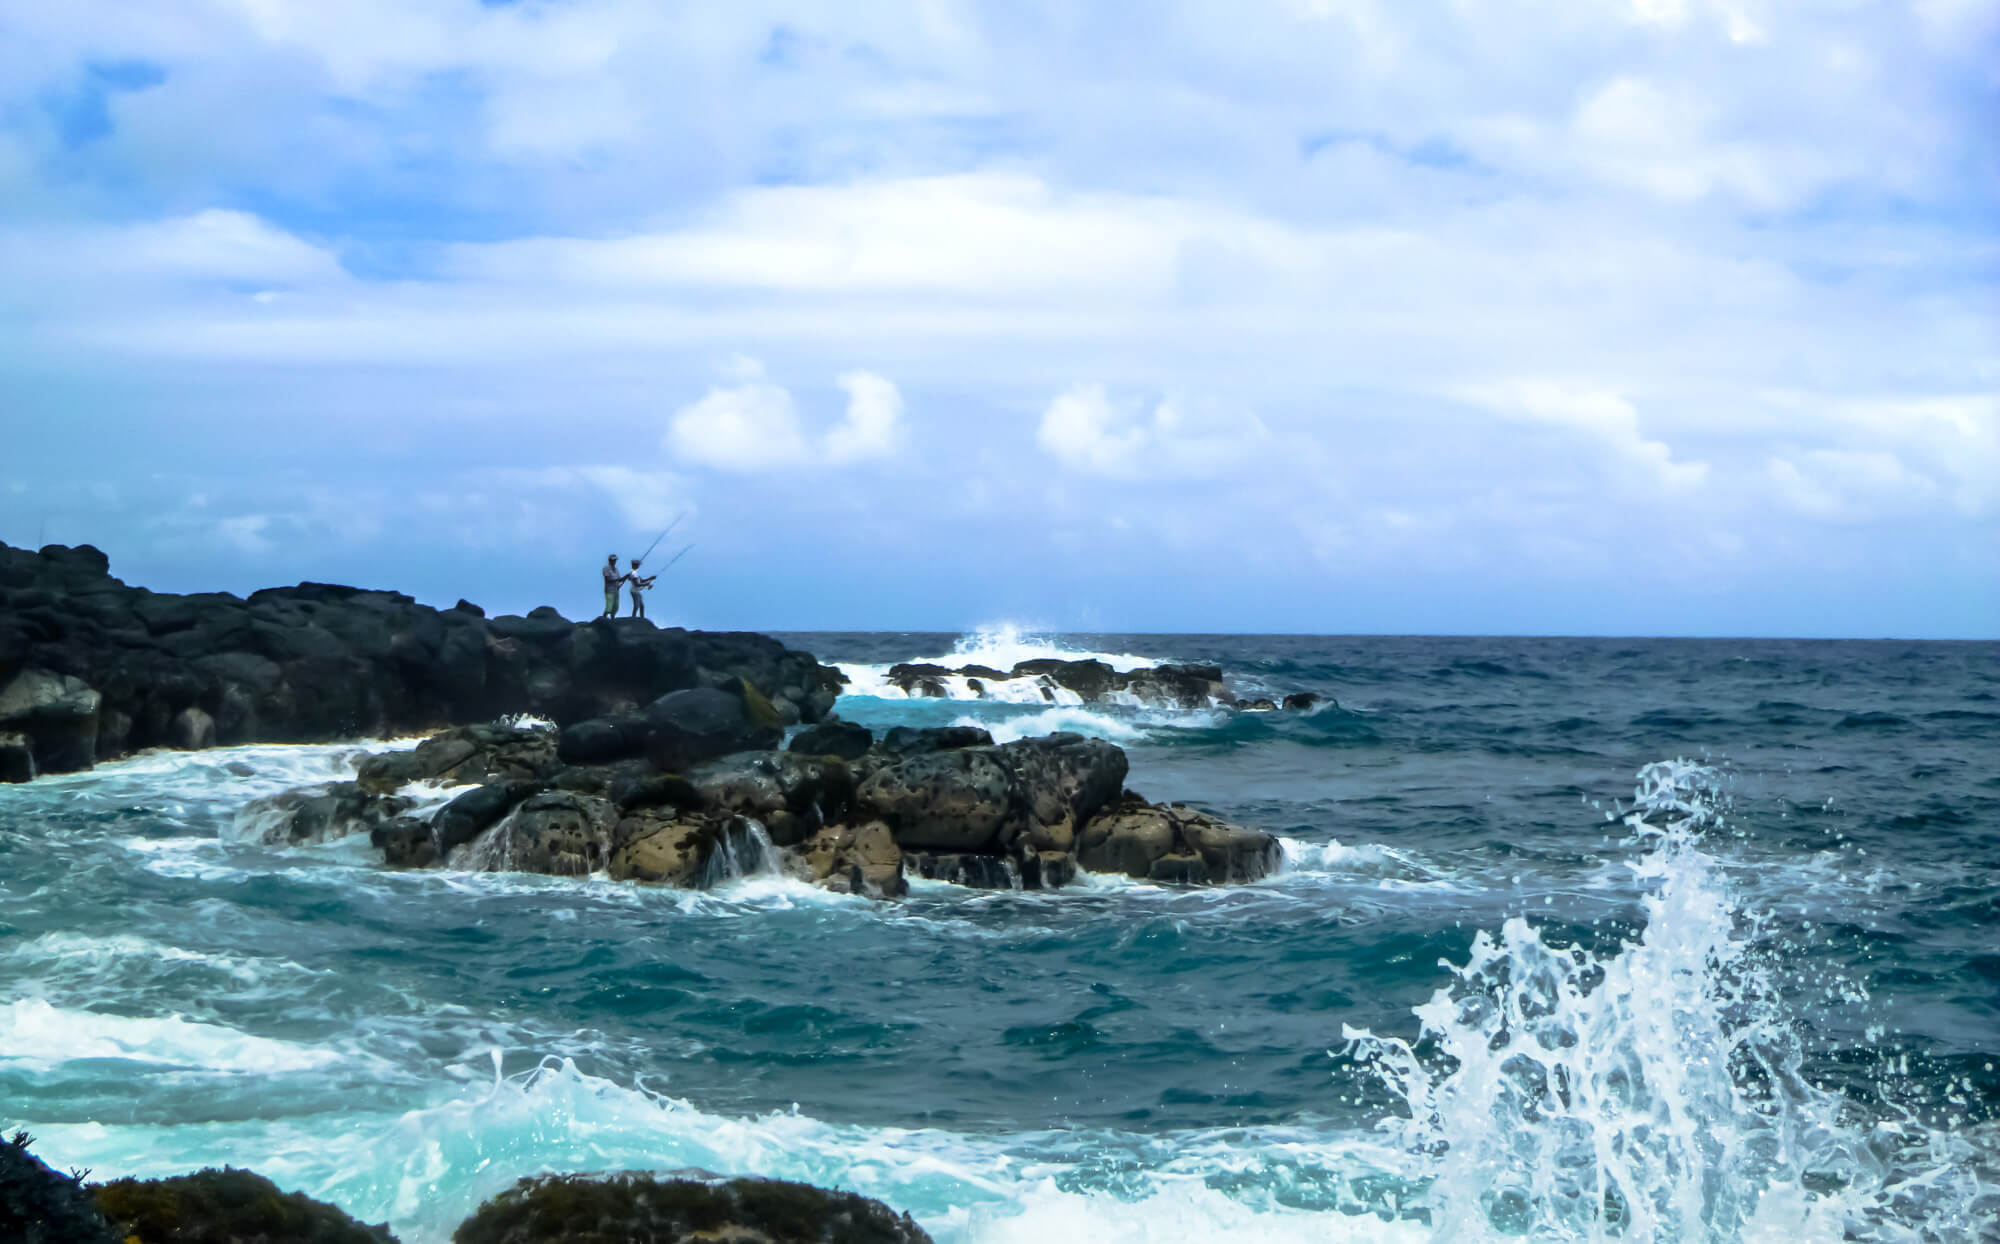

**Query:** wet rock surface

left=0, top=540, right=840, bottom=780
left=452, top=1170, right=934, bottom=1244
left=245, top=715, right=1281, bottom=896
left=10, top=1133, right=937, bottom=1244
left=1076, top=794, right=1284, bottom=884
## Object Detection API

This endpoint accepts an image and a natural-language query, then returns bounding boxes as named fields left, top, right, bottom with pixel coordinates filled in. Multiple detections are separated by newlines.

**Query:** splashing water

left=1344, top=760, right=1993, bottom=1242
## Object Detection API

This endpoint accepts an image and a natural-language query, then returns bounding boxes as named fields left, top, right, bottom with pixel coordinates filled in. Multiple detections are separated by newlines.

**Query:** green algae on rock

left=93, top=1166, right=397, bottom=1244
left=452, top=1171, right=933, bottom=1244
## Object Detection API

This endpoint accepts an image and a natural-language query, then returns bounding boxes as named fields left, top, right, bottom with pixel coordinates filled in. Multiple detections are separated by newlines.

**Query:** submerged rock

left=452, top=1171, right=932, bottom=1244
left=233, top=780, right=416, bottom=847
left=94, top=1166, right=396, bottom=1243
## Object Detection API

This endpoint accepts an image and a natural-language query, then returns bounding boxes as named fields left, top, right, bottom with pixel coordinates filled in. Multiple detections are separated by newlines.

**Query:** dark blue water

left=3, top=632, right=1996, bottom=1240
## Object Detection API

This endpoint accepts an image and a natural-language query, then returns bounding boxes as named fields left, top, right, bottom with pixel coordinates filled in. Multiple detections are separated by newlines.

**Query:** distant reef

left=0, top=541, right=841, bottom=782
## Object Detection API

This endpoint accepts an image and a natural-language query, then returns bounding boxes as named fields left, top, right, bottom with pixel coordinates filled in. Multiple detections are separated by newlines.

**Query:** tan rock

left=801, top=820, right=905, bottom=898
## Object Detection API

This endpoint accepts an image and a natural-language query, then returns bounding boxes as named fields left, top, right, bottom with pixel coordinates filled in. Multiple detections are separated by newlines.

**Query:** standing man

left=626, top=559, right=656, bottom=619
left=601, top=554, right=626, bottom=618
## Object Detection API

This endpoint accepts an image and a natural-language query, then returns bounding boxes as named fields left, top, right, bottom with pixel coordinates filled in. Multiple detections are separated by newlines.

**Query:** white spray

left=1343, top=760, right=1990, bottom=1242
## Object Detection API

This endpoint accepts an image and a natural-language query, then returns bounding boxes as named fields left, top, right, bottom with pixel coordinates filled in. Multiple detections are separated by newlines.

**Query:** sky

left=0, top=1, right=1994, bottom=637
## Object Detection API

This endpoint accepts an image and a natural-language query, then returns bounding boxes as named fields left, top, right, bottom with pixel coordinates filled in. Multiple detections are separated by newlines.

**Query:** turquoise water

left=3, top=631, right=1996, bottom=1240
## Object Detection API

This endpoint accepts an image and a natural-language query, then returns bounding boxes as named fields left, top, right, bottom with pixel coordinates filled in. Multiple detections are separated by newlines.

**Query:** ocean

left=3, top=629, right=1996, bottom=1241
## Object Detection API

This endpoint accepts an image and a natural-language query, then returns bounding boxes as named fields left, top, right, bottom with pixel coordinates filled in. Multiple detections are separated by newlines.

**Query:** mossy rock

left=453, top=1171, right=932, bottom=1244
left=1, top=1130, right=120, bottom=1244
left=93, top=1166, right=396, bottom=1243
left=738, top=677, right=784, bottom=731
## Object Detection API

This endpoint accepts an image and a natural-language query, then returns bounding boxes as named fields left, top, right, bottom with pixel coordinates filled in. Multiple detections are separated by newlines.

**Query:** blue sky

left=1, top=1, right=1994, bottom=636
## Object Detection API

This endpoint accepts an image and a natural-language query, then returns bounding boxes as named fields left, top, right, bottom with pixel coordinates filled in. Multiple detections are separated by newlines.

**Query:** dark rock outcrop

left=452, top=1171, right=932, bottom=1244
left=0, top=540, right=841, bottom=780
left=787, top=719, right=873, bottom=760
left=848, top=733, right=1127, bottom=884
left=878, top=725, right=992, bottom=755
left=1, top=1130, right=119, bottom=1244
left=354, top=724, right=559, bottom=793
left=645, top=685, right=784, bottom=772
left=0, top=732, right=33, bottom=783
left=93, top=1166, right=397, bottom=1243
left=683, top=751, right=855, bottom=848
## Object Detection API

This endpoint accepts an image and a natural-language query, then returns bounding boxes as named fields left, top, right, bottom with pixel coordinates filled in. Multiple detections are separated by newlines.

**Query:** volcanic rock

left=799, top=819, right=906, bottom=898
left=0, top=539, right=841, bottom=778
left=684, top=750, right=855, bottom=847
left=1076, top=795, right=1283, bottom=884
left=234, top=781, right=417, bottom=847
left=452, top=790, right=619, bottom=875
left=787, top=718, right=874, bottom=760
left=645, top=685, right=783, bottom=772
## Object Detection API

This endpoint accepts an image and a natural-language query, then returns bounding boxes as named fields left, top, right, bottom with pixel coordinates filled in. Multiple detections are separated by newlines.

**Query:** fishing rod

left=631, top=544, right=693, bottom=589
left=654, top=543, right=693, bottom=575
left=634, top=514, right=683, bottom=565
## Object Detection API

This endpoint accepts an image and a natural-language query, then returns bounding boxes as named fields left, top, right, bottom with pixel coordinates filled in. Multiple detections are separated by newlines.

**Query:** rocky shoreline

left=3, top=1129, right=934, bottom=1243
left=4, top=540, right=1290, bottom=894
left=0, top=541, right=841, bottom=782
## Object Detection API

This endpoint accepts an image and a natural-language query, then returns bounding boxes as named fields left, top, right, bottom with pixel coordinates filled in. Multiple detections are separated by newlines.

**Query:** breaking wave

left=1342, top=760, right=1996, bottom=1240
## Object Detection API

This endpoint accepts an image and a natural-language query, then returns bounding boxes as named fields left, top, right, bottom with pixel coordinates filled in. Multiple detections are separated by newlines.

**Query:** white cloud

left=825, top=371, right=905, bottom=464
left=1458, top=381, right=1710, bottom=493
left=1037, top=384, right=1268, bottom=480
left=666, top=361, right=906, bottom=472
left=666, top=364, right=810, bottom=472
left=1760, top=391, right=2000, bottom=518
left=1767, top=450, right=1939, bottom=523
left=1038, top=385, right=1150, bottom=478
